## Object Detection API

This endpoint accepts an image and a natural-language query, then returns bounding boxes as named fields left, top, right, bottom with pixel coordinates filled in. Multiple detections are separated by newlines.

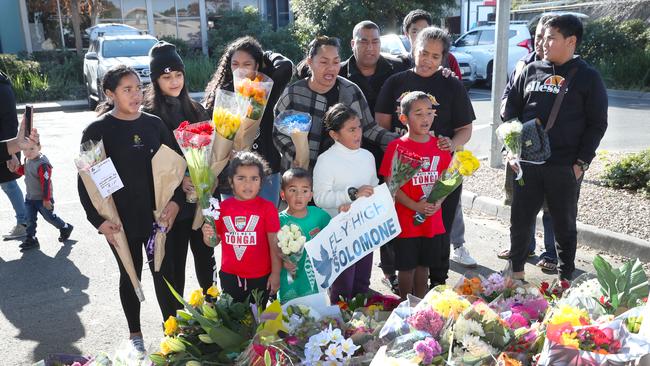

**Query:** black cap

left=149, top=41, right=184, bottom=81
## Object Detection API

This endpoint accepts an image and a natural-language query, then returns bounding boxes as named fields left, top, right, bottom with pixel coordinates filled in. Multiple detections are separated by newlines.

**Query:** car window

left=478, top=30, right=494, bottom=45
left=102, top=39, right=158, bottom=58
left=509, top=30, right=517, bottom=38
left=380, top=36, right=405, bottom=56
left=455, top=31, right=479, bottom=47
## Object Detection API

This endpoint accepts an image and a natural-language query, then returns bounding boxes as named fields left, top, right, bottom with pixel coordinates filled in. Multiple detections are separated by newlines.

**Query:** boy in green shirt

left=278, top=168, right=331, bottom=303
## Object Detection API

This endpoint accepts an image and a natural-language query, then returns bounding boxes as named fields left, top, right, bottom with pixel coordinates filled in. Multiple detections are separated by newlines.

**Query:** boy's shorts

left=393, top=235, right=444, bottom=271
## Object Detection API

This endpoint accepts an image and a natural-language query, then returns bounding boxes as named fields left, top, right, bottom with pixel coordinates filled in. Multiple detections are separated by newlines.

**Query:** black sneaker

left=59, top=224, right=74, bottom=242
left=20, top=237, right=40, bottom=252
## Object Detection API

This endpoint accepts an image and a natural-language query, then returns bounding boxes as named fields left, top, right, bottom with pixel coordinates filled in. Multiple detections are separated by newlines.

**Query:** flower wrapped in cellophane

left=274, top=110, right=312, bottom=169
left=233, top=69, right=274, bottom=151
left=75, top=139, right=145, bottom=302
left=278, top=224, right=307, bottom=283
left=497, top=120, right=524, bottom=185
left=413, top=149, right=480, bottom=225
left=387, top=146, right=423, bottom=197
left=173, top=121, right=219, bottom=246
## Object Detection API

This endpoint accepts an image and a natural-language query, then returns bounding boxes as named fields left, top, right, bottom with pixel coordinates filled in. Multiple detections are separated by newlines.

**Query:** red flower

left=178, top=120, right=190, bottom=130
left=540, top=282, right=550, bottom=293
left=560, top=280, right=571, bottom=289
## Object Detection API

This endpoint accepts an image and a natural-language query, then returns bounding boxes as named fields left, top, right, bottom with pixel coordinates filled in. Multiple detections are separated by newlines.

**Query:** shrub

left=184, top=55, right=216, bottom=92
left=158, top=35, right=200, bottom=58
left=601, top=149, right=650, bottom=198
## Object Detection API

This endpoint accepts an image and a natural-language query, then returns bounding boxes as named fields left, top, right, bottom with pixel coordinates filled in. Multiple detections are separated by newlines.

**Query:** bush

left=0, top=54, right=48, bottom=102
left=158, top=35, right=201, bottom=58
left=184, top=55, right=216, bottom=92
left=601, top=149, right=650, bottom=198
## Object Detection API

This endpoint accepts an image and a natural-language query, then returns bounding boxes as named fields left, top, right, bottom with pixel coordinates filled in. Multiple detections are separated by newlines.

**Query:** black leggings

left=109, top=233, right=178, bottom=334
left=166, top=217, right=216, bottom=297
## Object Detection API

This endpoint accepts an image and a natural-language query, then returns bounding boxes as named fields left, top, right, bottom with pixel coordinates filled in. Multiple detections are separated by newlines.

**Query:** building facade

left=0, top=0, right=291, bottom=55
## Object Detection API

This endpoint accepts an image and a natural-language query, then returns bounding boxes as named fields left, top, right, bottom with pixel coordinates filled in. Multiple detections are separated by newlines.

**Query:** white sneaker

left=451, top=246, right=477, bottom=267
left=3, top=224, right=26, bottom=240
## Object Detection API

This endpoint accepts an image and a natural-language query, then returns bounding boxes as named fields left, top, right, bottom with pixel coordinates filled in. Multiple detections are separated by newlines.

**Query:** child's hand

left=43, top=200, right=53, bottom=211
left=357, top=185, right=374, bottom=198
left=267, top=272, right=280, bottom=295
left=338, top=203, right=351, bottom=213
left=414, top=200, right=437, bottom=217
left=202, top=223, right=216, bottom=246
left=283, top=260, right=297, bottom=275
left=98, top=220, right=121, bottom=246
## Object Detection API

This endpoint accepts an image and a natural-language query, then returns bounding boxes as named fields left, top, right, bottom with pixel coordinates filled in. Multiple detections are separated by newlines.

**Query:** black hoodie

left=0, top=72, right=20, bottom=183
left=503, top=56, right=608, bottom=165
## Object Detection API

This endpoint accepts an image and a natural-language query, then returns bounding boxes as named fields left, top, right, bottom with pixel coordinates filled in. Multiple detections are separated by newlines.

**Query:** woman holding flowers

left=78, top=65, right=184, bottom=352
left=203, top=36, right=293, bottom=207
left=375, top=26, right=475, bottom=287
left=142, top=41, right=216, bottom=298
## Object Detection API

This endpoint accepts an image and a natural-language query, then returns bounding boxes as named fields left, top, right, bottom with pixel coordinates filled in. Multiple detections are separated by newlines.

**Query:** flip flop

left=497, top=249, right=511, bottom=259
left=536, top=258, right=558, bottom=272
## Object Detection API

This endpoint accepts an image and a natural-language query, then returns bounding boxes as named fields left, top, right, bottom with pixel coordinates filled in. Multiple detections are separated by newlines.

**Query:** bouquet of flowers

left=233, top=69, right=274, bottom=151
left=303, top=324, right=360, bottom=364
left=75, top=140, right=145, bottom=302
left=496, top=121, right=524, bottom=185
left=277, top=224, right=307, bottom=282
left=150, top=282, right=256, bottom=365
left=591, top=254, right=649, bottom=315
left=490, top=284, right=549, bottom=324
left=413, top=149, right=480, bottom=225
left=173, top=121, right=219, bottom=246
left=454, top=274, right=484, bottom=299
left=273, top=110, right=312, bottom=169
left=387, top=146, right=424, bottom=197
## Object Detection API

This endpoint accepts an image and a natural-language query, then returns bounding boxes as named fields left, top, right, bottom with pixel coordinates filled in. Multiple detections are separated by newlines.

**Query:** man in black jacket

left=0, top=72, right=28, bottom=240
left=339, top=20, right=406, bottom=293
left=503, top=14, right=608, bottom=281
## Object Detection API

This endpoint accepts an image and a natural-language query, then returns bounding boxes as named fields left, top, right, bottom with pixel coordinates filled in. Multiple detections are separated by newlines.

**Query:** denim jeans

left=530, top=210, right=557, bottom=261
left=1, top=180, right=27, bottom=225
left=25, top=199, right=67, bottom=238
left=221, top=173, right=281, bottom=207
left=450, top=200, right=465, bottom=249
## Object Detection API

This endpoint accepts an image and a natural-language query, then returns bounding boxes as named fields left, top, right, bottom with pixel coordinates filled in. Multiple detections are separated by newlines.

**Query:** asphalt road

left=0, top=106, right=646, bottom=364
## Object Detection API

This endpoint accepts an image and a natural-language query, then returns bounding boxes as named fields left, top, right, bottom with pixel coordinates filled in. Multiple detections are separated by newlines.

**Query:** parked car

left=83, top=28, right=157, bottom=110
left=451, top=22, right=532, bottom=88
left=380, top=34, right=477, bottom=89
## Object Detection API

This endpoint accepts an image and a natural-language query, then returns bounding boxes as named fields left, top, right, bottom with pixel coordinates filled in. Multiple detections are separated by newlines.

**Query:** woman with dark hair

left=142, top=41, right=216, bottom=299
left=375, top=26, right=475, bottom=288
left=203, top=36, right=293, bottom=207
left=273, top=36, right=397, bottom=173
left=78, top=64, right=184, bottom=352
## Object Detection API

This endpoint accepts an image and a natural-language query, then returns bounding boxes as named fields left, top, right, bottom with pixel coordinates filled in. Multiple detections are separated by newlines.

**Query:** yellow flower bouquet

left=232, top=68, right=274, bottom=151
left=413, top=149, right=480, bottom=225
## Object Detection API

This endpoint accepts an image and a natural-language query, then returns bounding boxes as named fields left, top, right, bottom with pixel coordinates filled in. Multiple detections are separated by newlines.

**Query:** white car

left=380, top=34, right=477, bottom=89
left=83, top=29, right=158, bottom=109
left=451, top=22, right=532, bottom=88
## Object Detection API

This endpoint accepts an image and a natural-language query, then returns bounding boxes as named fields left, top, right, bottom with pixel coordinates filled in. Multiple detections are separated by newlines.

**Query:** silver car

left=83, top=32, right=158, bottom=109
left=451, top=22, right=532, bottom=88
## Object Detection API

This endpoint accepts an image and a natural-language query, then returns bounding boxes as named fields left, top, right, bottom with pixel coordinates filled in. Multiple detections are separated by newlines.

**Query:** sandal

left=497, top=249, right=511, bottom=259
left=536, top=258, right=558, bottom=272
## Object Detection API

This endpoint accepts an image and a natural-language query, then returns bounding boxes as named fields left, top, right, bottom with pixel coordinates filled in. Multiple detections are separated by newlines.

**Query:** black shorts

left=219, top=271, right=269, bottom=304
left=393, top=236, right=444, bottom=271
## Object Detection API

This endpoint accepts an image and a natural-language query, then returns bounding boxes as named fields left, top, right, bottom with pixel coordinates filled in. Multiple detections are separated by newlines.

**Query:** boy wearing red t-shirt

left=379, top=91, right=452, bottom=299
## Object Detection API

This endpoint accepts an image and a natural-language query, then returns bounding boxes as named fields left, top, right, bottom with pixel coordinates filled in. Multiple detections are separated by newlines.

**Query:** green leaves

left=593, top=255, right=649, bottom=314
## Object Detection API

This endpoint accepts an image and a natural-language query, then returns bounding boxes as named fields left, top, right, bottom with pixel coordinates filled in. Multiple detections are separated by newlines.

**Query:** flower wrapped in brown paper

left=233, top=69, right=274, bottom=151
left=75, top=140, right=145, bottom=302
left=150, top=145, right=186, bottom=271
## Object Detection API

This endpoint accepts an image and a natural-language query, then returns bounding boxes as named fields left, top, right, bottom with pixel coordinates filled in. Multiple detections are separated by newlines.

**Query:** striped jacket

left=272, top=76, right=398, bottom=172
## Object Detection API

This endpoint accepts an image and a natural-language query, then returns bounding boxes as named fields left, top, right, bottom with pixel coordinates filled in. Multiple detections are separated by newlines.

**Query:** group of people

left=1, top=8, right=607, bottom=354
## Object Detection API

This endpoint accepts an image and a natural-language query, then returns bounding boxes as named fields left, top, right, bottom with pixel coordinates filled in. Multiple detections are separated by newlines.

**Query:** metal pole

left=19, top=0, right=33, bottom=54
left=488, top=0, right=511, bottom=168
left=199, top=0, right=208, bottom=55
left=56, top=0, right=66, bottom=50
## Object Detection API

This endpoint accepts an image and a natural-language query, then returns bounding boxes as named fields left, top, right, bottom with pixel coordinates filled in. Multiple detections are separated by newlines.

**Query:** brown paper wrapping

left=291, top=130, right=310, bottom=169
left=151, top=145, right=187, bottom=272
left=233, top=116, right=261, bottom=152
left=79, top=169, right=145, bottom=302
left=191, top=133, right=233, bottom=230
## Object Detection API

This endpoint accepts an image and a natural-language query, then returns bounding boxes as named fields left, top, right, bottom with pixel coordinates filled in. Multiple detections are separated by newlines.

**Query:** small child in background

left=278, top=168, right=331, bottom=304
left=202, top=151, right=281, bottom=305
left=19, top=143, right=73, bottom=252
left=379, top=91, right=452, bottom=299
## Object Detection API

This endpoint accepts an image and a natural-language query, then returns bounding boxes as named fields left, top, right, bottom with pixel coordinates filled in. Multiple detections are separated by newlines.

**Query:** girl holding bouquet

left=203, top=36, right=293, bottom=207
left=312, top=103, right=379, bottom=303
left=142, top=41, right=216, bottom=299
left=201, top=151, right=282, bottom=305
left=78, top=65, right=184, bottom=352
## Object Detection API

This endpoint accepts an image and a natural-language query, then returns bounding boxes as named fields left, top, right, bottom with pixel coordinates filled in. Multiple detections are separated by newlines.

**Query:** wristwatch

left=576, top=160, right=590, bottom=172
left=348, top=187, right=359, bottom=201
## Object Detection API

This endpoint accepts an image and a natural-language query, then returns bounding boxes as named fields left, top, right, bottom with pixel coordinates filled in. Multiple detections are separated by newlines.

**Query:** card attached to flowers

left=89, top=157, right=124, bottom=198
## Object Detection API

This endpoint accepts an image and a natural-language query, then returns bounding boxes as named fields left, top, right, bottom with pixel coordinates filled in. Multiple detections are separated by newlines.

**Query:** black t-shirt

left=375, top=70, right=475, bottom=137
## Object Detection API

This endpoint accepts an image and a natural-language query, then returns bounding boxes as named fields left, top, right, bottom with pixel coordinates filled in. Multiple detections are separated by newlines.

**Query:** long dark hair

left=95, top=65, right=140, bottom=116
left=202, top=36, right=264, bottom=112
left=142, top=74, right=203, bottom=127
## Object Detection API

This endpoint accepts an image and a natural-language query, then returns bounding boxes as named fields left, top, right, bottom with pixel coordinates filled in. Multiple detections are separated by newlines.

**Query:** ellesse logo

left=525, top=75, right=567, bottom=94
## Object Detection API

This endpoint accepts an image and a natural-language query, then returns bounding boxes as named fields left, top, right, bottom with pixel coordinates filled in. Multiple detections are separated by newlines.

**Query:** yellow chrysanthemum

left=188, top=289, right=204, bottom=308
left=560, top=331, right=580, bottom=348
left=549, top=304, right=590, bottom=326
left=207, top=285, right=221, bottom=298
left=163, top=315, right=178, bottom=336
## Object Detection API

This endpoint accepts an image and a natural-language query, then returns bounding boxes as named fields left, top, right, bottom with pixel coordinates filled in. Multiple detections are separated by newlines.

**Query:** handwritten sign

left=305, top=183, right=401, bottom=290
left=89, top=157, right=124, bottom=198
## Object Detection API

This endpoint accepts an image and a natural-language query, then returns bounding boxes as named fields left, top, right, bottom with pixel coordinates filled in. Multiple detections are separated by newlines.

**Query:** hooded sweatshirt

left=503, top=56, right=608, bottom=165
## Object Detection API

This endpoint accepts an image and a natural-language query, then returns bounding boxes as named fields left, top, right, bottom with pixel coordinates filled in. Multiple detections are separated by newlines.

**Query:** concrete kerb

left=462, top=190, right=650, bottom=263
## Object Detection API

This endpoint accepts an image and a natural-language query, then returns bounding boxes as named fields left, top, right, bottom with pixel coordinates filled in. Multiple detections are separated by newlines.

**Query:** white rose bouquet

left=278, top=224, right=307, bottom=282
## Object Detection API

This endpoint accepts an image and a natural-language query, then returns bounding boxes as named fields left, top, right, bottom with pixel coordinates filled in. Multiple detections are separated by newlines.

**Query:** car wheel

left=86, top=79, right=97, bottom=111
left=485, top=61, right=493, bottom=89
